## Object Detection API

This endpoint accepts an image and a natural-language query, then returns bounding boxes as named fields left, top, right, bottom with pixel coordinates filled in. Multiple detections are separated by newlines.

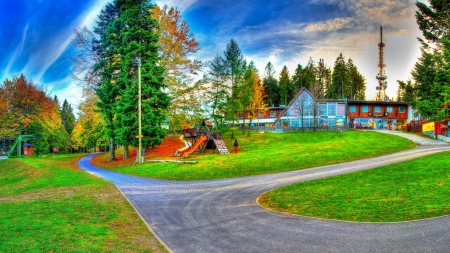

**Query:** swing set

left=0, top=134, right=36, bottom=158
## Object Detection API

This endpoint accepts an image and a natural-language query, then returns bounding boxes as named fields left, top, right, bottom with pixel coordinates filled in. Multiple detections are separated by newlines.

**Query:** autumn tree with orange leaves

left=0, top=74, right=71, bottom=154
left=152, top=4, right=204, bottom=129
left=1, top=74, right=52, bottom=135
left=248, top=70, right=268, bottom=135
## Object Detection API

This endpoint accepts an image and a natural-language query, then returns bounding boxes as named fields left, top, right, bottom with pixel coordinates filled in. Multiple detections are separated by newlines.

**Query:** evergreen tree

left=411, top=1, right=450, bottom=119
left=415, top=0, right=450, bottom=44
left=328, top=53, right=348, bottom=99
left=240, top=64, right=257, bottom=133
left=347, top=58, right=366, bottom=100
left=411, top=48, right=439, bottom=117
left=222, top=38, right=246, bottom=138
left=278, top=65, right=291, bottom=105
left=93, top=2, right=120, bottom=161
left=314, top=59, right=331, bottom=99
left=205, top=54, right=228, bottom=126
left=397, top=79, right=416, bottom=106
left=113, top=0, right=170, bottom=158
left=61, top=99, right=76, bottom=135
left=291, top=64, right=303, bottom=93
left=223, top=38, right=246, bottom=98
left=263, top=62, right=279, bottom=107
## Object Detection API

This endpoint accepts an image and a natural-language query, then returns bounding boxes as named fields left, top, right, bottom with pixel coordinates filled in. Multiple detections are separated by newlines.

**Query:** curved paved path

left=78, top=131, right=450, bottom=253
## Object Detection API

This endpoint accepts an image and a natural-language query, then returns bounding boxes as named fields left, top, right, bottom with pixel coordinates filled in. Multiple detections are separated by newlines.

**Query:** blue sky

left=1, top=0, right=422, bottom=113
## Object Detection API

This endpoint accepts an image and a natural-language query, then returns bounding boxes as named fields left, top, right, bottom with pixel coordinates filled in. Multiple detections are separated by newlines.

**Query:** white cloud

left=304, top=17, right=353, bottom=32
left=154, top=0, right=198, bottom=12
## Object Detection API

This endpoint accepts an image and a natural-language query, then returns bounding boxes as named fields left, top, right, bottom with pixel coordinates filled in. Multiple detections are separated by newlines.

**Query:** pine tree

left=328, top=53, right=348, bottom=99
left=347, top=58, right=366, bottom=100
left=241, top=64, right=256, bottom=133
left=278, top=65, right=291, bottom=105
left=411, top=1, right=450, bottom=119
left=93, top=2, right=120, bottom=161
left=223, top=38, right=246, bottom=98
left=415, top=1, right=450, bottom=44
left=113, top=0, right=170, bottom=158
left=205, top=54, right=229, bottom=126
left=263, top=62, right=279, bottom=107
left=222, top=38, right=246, bottom=138
left=61, top=99, right=76, bottom=135
left=314, top=59, right=331, bottom=99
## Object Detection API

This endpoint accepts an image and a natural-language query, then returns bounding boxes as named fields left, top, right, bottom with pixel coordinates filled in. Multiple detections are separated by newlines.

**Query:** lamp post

left=136, top=57, right=143, bottom=164
left=343, top=97, right=348, bottom=130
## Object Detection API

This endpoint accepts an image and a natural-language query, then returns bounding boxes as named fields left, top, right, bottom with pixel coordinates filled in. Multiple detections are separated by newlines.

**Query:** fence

left=437, top=135, right=450, bottom=142
left=238, top=125, right=350, bottom=133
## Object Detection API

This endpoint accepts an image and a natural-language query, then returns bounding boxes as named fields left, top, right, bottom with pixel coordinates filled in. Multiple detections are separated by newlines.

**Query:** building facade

left=234, top=88, right=410, bottom=130
left=347, top=100, right=409, bottom=129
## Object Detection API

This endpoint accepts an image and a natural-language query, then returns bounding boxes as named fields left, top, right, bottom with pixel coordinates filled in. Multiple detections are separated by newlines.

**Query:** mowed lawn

left=259, top=151, right=450, bottom=222
left=95, top=130, right=416, bottom=180
left=0, top=155, right=167, bottom=253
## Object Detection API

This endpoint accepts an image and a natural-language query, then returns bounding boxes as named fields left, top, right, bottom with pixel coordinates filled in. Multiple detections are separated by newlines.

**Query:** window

left=362, top=105, right=368, bottom=112
left=399, top=106, right=405, bottom=113
left=387, top=106, right=393, bottom=113
left=374, top=106, right=381, bottom=113
left=349, top=105, right=356, bottom=112
left=327, top=103, right=336, bottom=116
left=337, top=104, right=345, bottom=116
left=270, top=111, right=276, bottom=117
left=319, top=104, right=327, bottom=115
left=258, top=111, right=265, bottom=117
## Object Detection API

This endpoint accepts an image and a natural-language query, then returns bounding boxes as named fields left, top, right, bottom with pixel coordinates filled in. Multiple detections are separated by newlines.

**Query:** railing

left=238, top=126, right=350, bottom=132
left=407, top=119, right=427, bottom=133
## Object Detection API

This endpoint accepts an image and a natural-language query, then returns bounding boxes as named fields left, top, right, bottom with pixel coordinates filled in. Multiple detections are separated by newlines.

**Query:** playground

left=0, top=135, right=37, bottom=159
left=2, top=129, right=450, bottom=252
left=92, top=130, right=416, bottom=180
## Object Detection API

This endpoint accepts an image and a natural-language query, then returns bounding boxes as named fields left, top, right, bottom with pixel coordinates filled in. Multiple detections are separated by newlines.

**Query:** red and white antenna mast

left=376, top=26, right=388, bottom=101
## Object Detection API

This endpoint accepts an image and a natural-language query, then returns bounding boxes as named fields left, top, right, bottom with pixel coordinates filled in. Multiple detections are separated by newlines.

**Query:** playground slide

left=181, top=135, right=207, bottom=158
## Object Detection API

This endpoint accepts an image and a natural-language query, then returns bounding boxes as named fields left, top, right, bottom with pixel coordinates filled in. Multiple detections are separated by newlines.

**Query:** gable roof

left=273, top=87, right=316, bottom=126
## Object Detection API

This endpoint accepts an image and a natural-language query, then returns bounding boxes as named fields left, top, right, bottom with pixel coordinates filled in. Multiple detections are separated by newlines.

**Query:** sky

left=0, top=0, right=423, bottom=114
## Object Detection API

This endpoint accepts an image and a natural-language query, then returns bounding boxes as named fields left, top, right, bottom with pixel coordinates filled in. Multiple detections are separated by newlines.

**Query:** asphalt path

left=77, top=131, right=450, bottom=253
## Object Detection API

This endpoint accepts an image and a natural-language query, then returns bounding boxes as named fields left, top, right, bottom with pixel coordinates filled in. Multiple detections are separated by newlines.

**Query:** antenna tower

left=376, top=26, right=388, bottom=101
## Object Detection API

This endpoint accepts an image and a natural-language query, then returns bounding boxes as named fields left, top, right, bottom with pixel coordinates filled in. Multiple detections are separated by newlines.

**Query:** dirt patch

left=0, top=186, right=117, bottom=203
left=92, top=135, right=185, bottom=166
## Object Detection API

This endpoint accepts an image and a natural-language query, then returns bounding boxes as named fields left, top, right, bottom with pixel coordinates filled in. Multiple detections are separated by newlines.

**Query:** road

left=77, top=131, right=450, bottom=253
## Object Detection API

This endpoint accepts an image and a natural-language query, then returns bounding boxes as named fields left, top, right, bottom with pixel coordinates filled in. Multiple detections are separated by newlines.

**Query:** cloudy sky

left=0, top=0, right=422, bottom=113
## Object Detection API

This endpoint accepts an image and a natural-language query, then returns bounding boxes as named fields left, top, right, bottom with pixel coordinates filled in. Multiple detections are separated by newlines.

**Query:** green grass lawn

left=100, top=131, right=415, bottom=180
left=259, top=151, right=450, bottom=222
left=0, top=155, right=167, bottom=252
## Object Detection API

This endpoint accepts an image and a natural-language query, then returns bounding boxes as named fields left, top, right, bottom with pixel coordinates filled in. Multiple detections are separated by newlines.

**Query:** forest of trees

left=396, top=1, right=450, bottom=120
left=0, top=74, right=76, bottom=154
left=2, top=0, right=448, bottom=156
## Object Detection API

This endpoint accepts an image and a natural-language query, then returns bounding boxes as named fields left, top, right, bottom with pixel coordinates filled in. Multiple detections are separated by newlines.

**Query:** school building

left=235, top=88, right=411, bottom=130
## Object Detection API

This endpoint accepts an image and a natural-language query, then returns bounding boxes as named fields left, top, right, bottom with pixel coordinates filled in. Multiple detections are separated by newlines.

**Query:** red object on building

left=22, top=144, right=34, bottom=157
left=436, top=122, right=448, bottom=137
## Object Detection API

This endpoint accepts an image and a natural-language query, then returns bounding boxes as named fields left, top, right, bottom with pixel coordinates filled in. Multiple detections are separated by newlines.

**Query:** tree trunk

left=123, top=145, right=129, bottom=160
left=109, top=138, right=116, bottom=161
left=242, top=110, right=246, bottom=134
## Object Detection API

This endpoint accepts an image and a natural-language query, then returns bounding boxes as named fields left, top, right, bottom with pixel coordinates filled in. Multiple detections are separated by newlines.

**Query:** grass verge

left=94, top=131, right=415, bottom=180
left=0, top=155, right=167, bottom=252
left=259, top=151, right=450, bottom=222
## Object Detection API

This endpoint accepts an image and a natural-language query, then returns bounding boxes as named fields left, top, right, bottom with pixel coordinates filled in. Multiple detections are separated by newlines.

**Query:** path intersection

left=77, top=131, right=450, bottom=253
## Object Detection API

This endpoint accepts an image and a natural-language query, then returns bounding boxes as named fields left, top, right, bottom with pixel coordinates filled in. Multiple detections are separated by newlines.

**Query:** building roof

left=348, top=100, right=408, bottom=106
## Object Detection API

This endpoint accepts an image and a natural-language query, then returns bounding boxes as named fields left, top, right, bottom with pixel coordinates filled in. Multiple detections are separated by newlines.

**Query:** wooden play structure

left=0, top=134, right=36, bottom=159
left=176, top=120, right=229, bottom=158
